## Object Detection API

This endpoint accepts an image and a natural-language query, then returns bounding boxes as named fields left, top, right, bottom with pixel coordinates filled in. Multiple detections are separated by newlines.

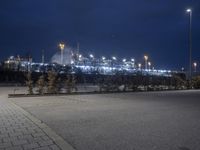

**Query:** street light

left=122, top=58, right=126, bottom=62
left=144, top=55, right=148, bottom=70
left=148, top=61, right=151, bottom=70
left=59, top=43, right=65, bottom=65
left=78, top=54, right=82, bottom=61
left=138, top=63, right=142, bottom=70
left=102, top=56, right=106, bottom=60
left=112, top=56, right=116, bottom=60
left=193, top=62, right=197, bottom=72
left=89, top=54, right=94, bottom=58
left=130, top=58, right=135, bottom=68
left=186, top=8, right=192, bottom=81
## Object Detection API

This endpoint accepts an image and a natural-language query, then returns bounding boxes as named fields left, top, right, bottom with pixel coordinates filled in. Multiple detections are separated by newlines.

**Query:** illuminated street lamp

left=193, top=62, right=197, bottom=72
left=138, top=63, right=142, bottom=70
left=122, top=58, right=126, bottom=63
left=78, top=54, right=82, bottom=61
left=59, top=43, right=65, bottom=65
left=181, top=67, right=185, bottom=72
left=130, top=58, right=135, bottom=68
left=89, top=54, right=94, bottom=58
left=186, top=8, right=192, bottom=81
left=148, top=61, right=151, bottom=70
left=144, top=55, right=148, bottom=70
left=112, top=56, right=116, bottom=60
left=102, top=56, right=106, bottom=60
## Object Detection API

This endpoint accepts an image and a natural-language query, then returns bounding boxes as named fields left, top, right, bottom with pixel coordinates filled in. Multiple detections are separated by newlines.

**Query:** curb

left=8, top=89, right=191, bottom=98
left=8, top=90, right=137, bottom=98
left=9, top=100, right=76, bottom=150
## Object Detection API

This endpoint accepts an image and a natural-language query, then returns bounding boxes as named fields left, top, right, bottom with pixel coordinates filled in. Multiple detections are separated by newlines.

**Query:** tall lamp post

left=112, top=56, right=117, bottom=74
left=148, top=61, right=151, bottom=70
left=59, top=43, right=65, bottom=65
left=186, top=8, right=192, bottom=82
left=193, top=62, right=197, bottom=73
left=144, top=55, right=148, bottom=70
left=138, top=63, right=142, bottom=70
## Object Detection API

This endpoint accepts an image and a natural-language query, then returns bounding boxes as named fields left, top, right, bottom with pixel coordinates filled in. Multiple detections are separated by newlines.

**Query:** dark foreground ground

left=11, top=90, right=200, bottom=150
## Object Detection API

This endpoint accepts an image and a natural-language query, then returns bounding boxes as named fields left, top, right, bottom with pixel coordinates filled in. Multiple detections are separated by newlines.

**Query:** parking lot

left=6, top=89, right=200, bottom=150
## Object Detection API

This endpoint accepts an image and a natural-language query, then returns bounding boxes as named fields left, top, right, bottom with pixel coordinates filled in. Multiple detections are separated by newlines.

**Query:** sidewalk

left=0, top=88, right=75, bottom=150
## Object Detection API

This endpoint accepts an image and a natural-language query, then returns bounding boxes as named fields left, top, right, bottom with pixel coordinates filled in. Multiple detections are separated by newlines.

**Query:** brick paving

left=0, top=91, right=74, bottom=150
left=0, top=98, right=61, bottom=150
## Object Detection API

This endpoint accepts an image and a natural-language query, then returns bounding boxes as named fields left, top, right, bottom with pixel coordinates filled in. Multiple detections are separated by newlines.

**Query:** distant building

left=3, top=55, right=32, bottom=71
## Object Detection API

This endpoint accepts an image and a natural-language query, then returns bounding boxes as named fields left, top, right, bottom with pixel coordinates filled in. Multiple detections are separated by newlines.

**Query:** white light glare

left=186, top=9, right=191, bottom=12
left=193, top=62, right=197, bottom=67
left=89, top=54, right=94, bottom=58
left=112, top=56, right=116, bottom=60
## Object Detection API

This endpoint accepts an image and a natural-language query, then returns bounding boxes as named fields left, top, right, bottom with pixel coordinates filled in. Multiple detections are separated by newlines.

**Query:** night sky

left=0, top=0, right=200, bottom=70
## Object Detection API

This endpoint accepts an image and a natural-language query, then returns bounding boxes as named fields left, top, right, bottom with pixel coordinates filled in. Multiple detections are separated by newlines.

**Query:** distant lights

left=112, top=56, right=116, bottom=60
left=71, top=60, right=74, bottom=64
left=144, top=55, right=148, bottom=60
left=193, top=62, right=197, bottom=67
left=186, top=8, right=192, bottom=12
left=89, top=54, right=94, bottom=58
left=59, top=43, right=65, bottom=50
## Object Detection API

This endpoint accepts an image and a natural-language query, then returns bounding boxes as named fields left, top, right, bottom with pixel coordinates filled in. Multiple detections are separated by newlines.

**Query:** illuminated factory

left=2, top=43, right=172, bottom=77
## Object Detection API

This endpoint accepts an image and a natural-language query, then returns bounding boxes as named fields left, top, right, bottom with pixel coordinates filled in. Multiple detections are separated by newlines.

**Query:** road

left=10, top=90, right=200, bottom=150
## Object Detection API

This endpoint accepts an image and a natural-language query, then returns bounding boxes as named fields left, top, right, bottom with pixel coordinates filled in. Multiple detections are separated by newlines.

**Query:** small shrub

left=47, top=71, right=58, bottom=94
left=37, top=75, right=45, bottom=95
left=192, top=76, right=200, bottom=89
left=26, top=72, right=33, bottom=94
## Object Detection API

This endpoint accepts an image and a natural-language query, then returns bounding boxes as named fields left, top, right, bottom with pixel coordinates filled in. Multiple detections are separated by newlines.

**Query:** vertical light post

left=59, top=43, right=65, bottom=65
left=42, top=49, right=44, bottom=64
left=131, top=58, right=135, bottom=68
left=101, top=56, right=106, bottom=74
left=89, top=54, right=94, bottom=72
left=144, top=55, right=148, bottom=70
left=138, top=63, right=142, bottom=70
left=78, top=54, right=82, bottom=60
left=186, top=8, right=192, bottom=81
left=89, top=54, right=94, bottom=64
left=112, top=56, right=117, bottom=74
left=78, top=54, right=82, bottom=65
left=193, top=62, right=197, bottom=73
left=102, top=56, right=106, bottom=65
left=148, top=61, right=151, bottom=70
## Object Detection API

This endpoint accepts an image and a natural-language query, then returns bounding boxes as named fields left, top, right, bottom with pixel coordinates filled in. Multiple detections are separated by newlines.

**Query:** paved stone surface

left=11, top=90, right=200, bottom=150
left=0, top=87, right=75, bottom=150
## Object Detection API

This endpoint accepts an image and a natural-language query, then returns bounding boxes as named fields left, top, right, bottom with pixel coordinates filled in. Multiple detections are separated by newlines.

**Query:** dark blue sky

left=0, top=0, right=200, bottom=70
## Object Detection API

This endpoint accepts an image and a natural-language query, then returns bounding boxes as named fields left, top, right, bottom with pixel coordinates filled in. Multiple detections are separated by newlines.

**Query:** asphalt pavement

left=10, top=90, right=200, bottom=150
